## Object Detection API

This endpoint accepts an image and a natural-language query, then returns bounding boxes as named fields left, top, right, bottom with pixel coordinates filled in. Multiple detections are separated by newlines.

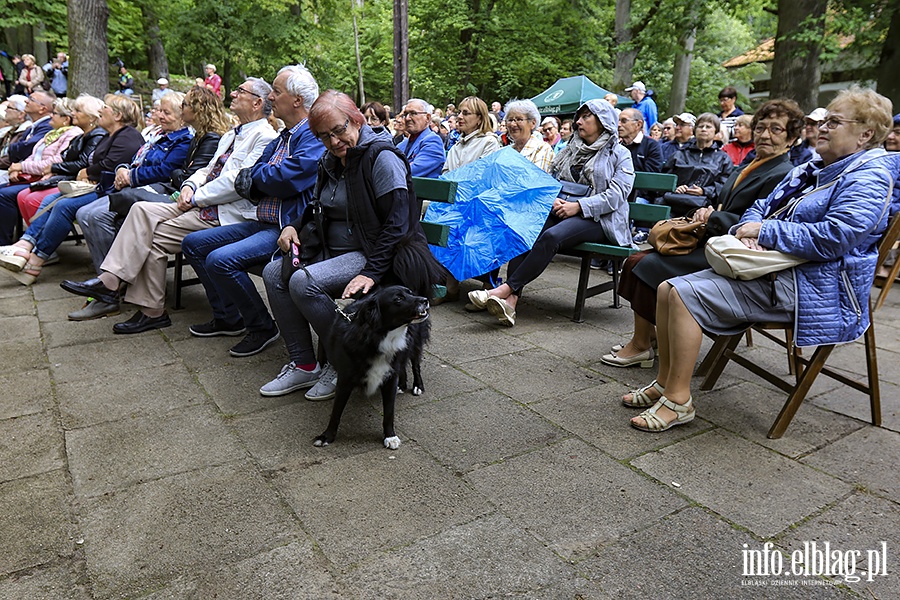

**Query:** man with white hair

left=396, top=98, right=445, bottom=177
left=180, top=65, right=325, bottom=357
left=205, top=64, right=222, bottom=98
left=625, top=81, right=657, bottom=135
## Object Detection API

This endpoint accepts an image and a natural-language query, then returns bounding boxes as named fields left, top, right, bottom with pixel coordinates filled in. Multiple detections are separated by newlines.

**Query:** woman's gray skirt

left=667, top=268, right=795, bottom=336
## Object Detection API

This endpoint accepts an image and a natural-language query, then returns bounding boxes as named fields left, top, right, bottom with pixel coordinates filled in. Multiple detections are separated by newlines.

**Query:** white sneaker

left=259, top=362, right=321, bottom=397
left=305, top=363, right=338, bottom=401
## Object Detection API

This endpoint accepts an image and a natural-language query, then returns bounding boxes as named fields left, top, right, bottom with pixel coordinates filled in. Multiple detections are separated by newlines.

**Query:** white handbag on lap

left=705, top=234, right=806, bottom=280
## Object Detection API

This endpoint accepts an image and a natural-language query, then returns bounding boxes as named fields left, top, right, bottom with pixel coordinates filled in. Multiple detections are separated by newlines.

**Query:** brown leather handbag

left=648, top=217, right=707, bottom=256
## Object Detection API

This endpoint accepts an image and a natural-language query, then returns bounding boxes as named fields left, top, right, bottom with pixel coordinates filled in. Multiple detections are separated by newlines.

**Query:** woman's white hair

left=504, top=99, right=540, bottom=124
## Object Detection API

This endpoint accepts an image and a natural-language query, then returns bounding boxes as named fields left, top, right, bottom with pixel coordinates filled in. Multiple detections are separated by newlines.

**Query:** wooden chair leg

left=863, top=322, right=881, bottom=427
left=785, top=328, right=797, bottom=378
left=699, top=333, right=743, bottom=390
left=767, top=345, right=834, bottom=439
left=610, top=258, right=622, bottom=309
left=572, top=256, right=591, bottom=323
left=744, top=329, right=753, bottom=347
left=174, top=252, right=185, bottom=310
left=874, top=255, right=900, bottom=311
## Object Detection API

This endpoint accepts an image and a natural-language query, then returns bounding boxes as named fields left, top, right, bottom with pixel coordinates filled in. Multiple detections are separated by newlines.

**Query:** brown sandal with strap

left=10, top=262, right=42, bottom=286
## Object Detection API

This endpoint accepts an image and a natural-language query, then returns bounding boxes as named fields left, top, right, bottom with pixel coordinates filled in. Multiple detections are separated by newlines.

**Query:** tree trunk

left=33, top=24, right=49, bottom=65
left=669, top=27, right=696, bottom=115
left=770, top=0, right=827, bottom=112
left=876, top=6, right=900, bottom=109
left=353, top=0, right=365, bottom=105
left=392, top=0, right=408, bottom=110
left=613, top=0, right=636, bottom=92
left=67, top=0, right=109, bottom=98
left=141, top=3, right=169, bottom=79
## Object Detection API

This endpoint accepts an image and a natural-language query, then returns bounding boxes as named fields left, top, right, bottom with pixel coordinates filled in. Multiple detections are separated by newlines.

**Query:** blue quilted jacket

left=736, top=148, right=895, bottom=347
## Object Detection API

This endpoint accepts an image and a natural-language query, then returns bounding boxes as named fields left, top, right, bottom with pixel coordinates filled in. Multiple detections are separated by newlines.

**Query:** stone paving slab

left=0, top=338, right=46, bottom=375
left=142, top=541, right=346, bottom=600
left=47, top=335, right=179, bottom=383
left=581, top=506, right=852, bottom=599
left=801, top=426, right=900, bottom=503
left=0, top=470, right=74, bottom=575
left=342, top=512, right=597, bottom=599
left=56, top=362, right=208, bottom=429
left=0, top=369, right=53, bottom=420
left=232, top=396, right=396, bottom=470
left=272, top=445, right=493, bottom=566
left=0, top=314, right=39, bottom=343
left=631, top=429, right=853, bottom=538
left=465, top=437, right=687, bottom=561
left=80, top=462, right=299, bottom=599
left=694, top=381, right=866, bottom=458
left=426, top=321, right=535, bottom=365
left=779, top=492, right=899, bottom=598
left=66, top=404, right=247, bottom=497
left=195, top=363, right=300, bottom=416
left=400, top=387, right=565, bottom=472
left=0, top=294, right=34, bottom=318
left=809, top=380, right=900, bottom=433
left=0, top=411, right=65, bottom=484
left=529, top=382, right=714, bottom=460
left=0, top=559, right=91, bottom=600
left=464, top=347, right=605, bottom=404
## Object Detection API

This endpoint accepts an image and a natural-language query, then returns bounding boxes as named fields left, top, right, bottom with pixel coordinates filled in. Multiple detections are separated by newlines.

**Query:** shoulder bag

left=557, top=180, right=592, bottom=202
left=648, top=217, right=707, bottom=255
left=705, top=235, right=806, bottom=280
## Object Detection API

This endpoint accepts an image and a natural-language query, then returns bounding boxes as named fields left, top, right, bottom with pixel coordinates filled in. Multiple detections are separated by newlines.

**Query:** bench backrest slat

left=633, top=171, right=677, bottom=193
left=412, top=177, right=457, bottom=203
left=628, top=202, right=670, bottom=223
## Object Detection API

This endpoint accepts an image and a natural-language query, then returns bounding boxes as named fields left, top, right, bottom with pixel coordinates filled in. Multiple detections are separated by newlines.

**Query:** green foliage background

left=1, top=0, right=894, bottom=116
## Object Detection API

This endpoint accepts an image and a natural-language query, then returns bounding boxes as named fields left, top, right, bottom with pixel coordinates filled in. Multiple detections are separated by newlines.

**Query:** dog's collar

left=334, top=302, right=354, bottom=322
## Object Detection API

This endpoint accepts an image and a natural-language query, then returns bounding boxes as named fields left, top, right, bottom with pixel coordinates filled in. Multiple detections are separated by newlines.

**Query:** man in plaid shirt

left=181, top=65, right=325, bottom=357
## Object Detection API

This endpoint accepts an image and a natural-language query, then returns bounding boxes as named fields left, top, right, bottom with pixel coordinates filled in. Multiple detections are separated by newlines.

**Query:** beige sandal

left=10, top=262, right=41, bottom=286
left=631, top=396, right=695, bottom=432
left=623, top=380, right=665, bottom=408
left=0, top=246, right=29, bottom=272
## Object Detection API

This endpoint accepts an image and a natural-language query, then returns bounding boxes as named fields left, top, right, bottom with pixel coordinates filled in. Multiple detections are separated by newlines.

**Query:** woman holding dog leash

left=260, top=90, right=440, bottom=400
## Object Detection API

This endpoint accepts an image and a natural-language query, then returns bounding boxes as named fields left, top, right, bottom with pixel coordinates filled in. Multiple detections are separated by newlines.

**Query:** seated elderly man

left=618, top=108, right=662, bottom=175
left=1, top=91, right=54, bottom=172
left=60, top=77, right=278, bottom=334
left=396, top=98, right=445, bottom=177
left=660, top=112, right=694, bottom=162
left=181, top=65, right=325, bottom=357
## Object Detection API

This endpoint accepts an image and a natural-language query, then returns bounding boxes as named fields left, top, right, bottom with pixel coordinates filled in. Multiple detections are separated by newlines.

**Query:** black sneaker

left=229, top=325, right=280, bottom=357
left=189, top=318, right=246, bottom=337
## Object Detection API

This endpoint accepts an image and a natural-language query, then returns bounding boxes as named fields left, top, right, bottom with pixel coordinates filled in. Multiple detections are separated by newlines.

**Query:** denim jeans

left=181, top=221, right=281, bottom=332
left=0, top=183, right=29, bottom=244
left=21, top=191, right=100, bottom=260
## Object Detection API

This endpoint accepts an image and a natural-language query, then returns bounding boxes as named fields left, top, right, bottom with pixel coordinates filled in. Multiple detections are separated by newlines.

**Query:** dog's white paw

left=313, top=439, right=328, bottom=447
left=411, top=386, right=423, bottom=396
left=383, top=436, right=401, bottom=449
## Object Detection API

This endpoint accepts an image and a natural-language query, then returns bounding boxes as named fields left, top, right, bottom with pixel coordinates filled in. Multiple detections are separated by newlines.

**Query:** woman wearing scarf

left=468, top=99, right=634, bottom=326
left=625, top=87, right=895, bottom=433
left=605, top=100, right=803, bottom=369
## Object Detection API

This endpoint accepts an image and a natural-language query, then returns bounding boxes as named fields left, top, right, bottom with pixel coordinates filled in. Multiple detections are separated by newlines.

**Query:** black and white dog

left=314, top=286, right=429, bottom=449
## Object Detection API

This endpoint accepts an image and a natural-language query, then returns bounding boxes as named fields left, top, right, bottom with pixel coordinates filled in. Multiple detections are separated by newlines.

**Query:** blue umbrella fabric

left=425, top=147, right=561, bottom=282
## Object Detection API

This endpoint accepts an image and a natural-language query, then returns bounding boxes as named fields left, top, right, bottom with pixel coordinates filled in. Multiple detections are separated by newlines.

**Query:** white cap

left=157, top=78, right=168, bottom=85
left=672, top=112, right=696, bottom=126
left=806, top=107, right=827, bottom=122
left=625, top=81, right=646, bottom=93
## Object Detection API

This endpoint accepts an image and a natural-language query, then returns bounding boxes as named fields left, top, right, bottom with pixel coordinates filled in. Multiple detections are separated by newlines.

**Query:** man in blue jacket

left=6, top=91, right=53, bottom=164
left=625, top=81, right=658, bottom=135
left=181, top=64, right=325, bottom=357
left=396, top=98, right=445, bottom=177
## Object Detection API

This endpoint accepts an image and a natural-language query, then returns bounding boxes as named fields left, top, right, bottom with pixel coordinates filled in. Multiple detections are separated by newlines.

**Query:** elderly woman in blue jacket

left=468, top=99, right=634, bottom=326
left=625, top=87, right=896, bottom=433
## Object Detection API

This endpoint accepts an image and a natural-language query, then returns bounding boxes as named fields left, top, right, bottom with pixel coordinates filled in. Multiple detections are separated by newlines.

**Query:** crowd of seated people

left=0, top=58, right=897, bottom=430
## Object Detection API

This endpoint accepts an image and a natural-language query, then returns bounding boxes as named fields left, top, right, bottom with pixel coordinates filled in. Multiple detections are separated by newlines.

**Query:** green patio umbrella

left=530, top=75, right=633, bottom=116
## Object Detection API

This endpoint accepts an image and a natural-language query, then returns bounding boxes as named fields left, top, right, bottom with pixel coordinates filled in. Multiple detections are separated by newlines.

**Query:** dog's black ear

left=354, top=294, right=381, bottom=325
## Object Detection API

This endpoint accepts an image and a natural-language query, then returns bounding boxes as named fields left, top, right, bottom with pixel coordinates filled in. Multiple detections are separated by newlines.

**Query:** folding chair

left=695, top=212, right=900, bottom=439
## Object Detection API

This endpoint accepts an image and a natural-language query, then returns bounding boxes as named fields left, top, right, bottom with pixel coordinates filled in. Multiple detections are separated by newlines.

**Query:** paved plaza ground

left=0, top=240, right=898, bottom=599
